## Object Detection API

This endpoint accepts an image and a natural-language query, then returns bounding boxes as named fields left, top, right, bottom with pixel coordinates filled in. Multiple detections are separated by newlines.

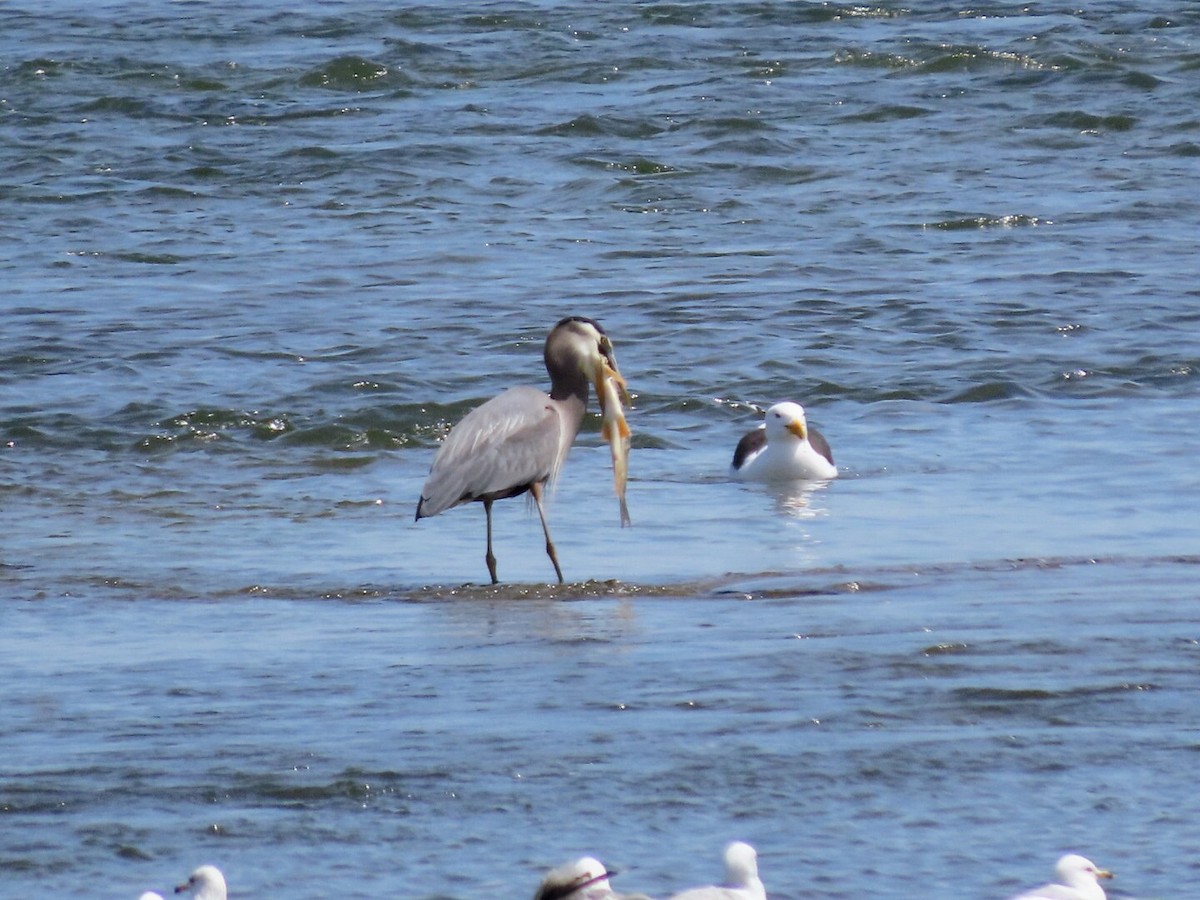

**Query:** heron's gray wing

left=417, top=386, right=566, bottom=517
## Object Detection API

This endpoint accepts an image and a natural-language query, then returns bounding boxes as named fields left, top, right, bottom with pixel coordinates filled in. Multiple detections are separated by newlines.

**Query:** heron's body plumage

left=416, top=387, right=582, bottom=519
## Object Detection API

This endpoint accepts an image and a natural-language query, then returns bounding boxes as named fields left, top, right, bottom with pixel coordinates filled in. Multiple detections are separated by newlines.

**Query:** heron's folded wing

left=418, top=386, right=564, bottom=517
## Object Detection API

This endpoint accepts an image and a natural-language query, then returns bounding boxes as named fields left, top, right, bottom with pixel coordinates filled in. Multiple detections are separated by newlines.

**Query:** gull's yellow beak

left=786, top=419, right=807, bottom=441
left=1096, top=868, right=1114, bottom=880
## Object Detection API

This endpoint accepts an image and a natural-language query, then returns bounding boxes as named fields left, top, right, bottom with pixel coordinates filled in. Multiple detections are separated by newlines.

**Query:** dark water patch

left=284, top=145, right=341, bottom=160
left=636, top=5, right=709, bottom=27
left=833, top=49, right=918, bottom=71
left=921, top=642, right=971, bottom=656
left=536, top=113, right=668, bottom=140
left=946, top=381, right=1039, bottom=403
left=955, top=687, right=1063, bottom=703
left=735, top=163, right=825, bottom=185
left=313, top=456, right=377, bottom=471
left=498, top=57, right=632, bottom=87
left=12, top=57, right=69, bottom=78
left=298, top=56, right=399, bottom=91
left=228, top=771, right=411, bottom=807
left=2, top=417, right=128, bottom=452
left=700, top=115, right=772, bottom=136
left=77, top=822, right=156, bottom=860
left=953, top=683, right=1157, bottom=705
left=182, top=164, right=228, bottom=180
left=1029, top=110, right=1138, bottom=132
left=912, top=46, right=1051, bottom=75
left=279, top=423, right=404, bottom=452
left=111, top=250, right=187, bottom=265
left=924, top=213, right=1047, bottom=230
left=1168, top=141, right=1200, bottom=157
left=1122, top=70, right=1163, bottom=89
left=75, top=96, right=156, bottom=117
left=130, top=408, right=301, bottom=452
left=134, top=185, right=201, bottom=200
left=840, top=104, right=932, bottom=124
left=176, top=75, right=229, bottom=92
left=160, top=408, right=287, bottom=437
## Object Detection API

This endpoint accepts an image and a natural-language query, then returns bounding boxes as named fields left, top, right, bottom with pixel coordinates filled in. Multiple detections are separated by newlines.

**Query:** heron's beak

left=593, top=338, right=629, bottom=409
left=786, top=420, right=807, bottom=441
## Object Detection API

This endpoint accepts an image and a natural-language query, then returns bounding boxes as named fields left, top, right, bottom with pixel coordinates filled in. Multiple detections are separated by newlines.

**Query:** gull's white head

left=534, top=856, right=615, bottom=900
left=174, top=865, right=226, bottom=900
left=139, top=893, right=166, bottom=900
left=722, top=841, right=761, bottom=888
left=763, top=402, right=810, bottom=443
left=1056, top=854, right=1113, bottom=890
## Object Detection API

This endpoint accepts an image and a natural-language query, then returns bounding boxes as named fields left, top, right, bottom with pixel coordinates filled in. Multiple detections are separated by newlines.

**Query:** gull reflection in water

left=764, top=479, right=833, bottom=520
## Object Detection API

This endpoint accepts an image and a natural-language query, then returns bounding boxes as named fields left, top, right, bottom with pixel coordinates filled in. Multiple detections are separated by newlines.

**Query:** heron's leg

left=483, top=499, right=499, bottom=585
left=530, top=482, right=564, bottom=584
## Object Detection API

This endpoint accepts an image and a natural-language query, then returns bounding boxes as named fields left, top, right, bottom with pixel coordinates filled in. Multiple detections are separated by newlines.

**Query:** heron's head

left=545, top=316, right=628, bottom=406
left=763, top=401, right=809, bottom=443
left=533, top=856, right=614, bottom=900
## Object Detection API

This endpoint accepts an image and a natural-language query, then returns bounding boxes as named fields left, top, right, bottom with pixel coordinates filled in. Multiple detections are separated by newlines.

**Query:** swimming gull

left=667, top=841, right=766, bottom=900
left=533, top=856, right=654, bottom=900
left=1010, top=854, right=1114, bottom=900
left=174, top=865, right=227, bottom=900
left=730, top=402, right=836, bottom=482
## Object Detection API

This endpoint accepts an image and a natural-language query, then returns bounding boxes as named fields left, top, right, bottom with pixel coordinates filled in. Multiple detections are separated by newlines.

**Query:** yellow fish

left=598, top=361, right=632, bottom=527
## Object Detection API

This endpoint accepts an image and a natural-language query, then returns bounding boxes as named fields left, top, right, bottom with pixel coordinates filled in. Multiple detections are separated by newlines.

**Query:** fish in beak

left=593, top=336, right=632, bottom=527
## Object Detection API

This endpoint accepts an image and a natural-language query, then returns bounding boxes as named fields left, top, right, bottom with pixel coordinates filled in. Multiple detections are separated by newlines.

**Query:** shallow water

left=2, top=1, right=1199, bottom=897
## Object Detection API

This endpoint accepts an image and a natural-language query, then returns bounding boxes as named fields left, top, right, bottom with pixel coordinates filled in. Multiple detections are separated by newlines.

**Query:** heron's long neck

left=545, top=356, right=588, bottom=452
left=545, top=347, right=590, bottom=450
left=555, top=392, right=587, bottom=448
left=548, top=368, right=589, bottom=405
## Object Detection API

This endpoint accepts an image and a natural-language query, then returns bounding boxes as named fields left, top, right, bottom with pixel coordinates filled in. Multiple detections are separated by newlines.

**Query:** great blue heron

left=730, top=401, right=837, bottom=482
left=1010, top=855, right=1114, bottom=900
left=667, top=842, right=766, bottom=900
left=415, top=316, right=626, bottom=584
left=533, top=857, right=653, bottom=900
